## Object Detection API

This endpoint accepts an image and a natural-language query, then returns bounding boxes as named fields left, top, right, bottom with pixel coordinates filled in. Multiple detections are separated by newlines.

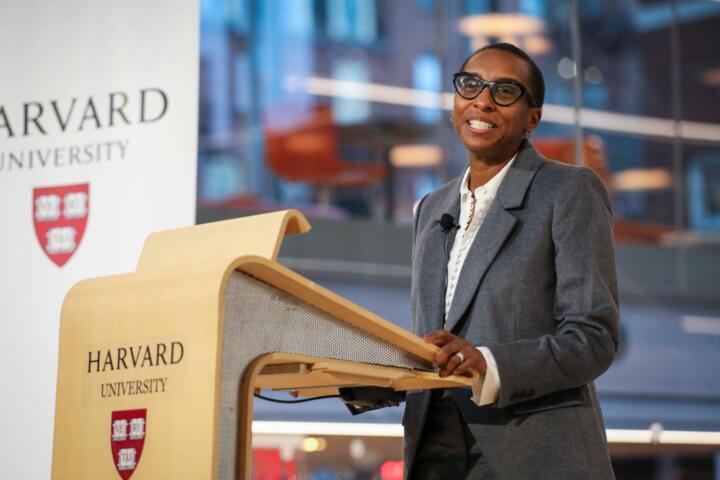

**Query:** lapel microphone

left=439, top=213, right=458, bottom=232
left=439, top=213, right=459, bottom=260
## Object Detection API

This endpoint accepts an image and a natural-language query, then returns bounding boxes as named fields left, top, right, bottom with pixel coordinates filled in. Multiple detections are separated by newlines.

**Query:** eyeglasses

left=452, top=72, right=537, bottom=107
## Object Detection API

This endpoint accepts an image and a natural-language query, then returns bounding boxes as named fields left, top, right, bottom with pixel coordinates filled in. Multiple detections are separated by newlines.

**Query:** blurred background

left=196, top=0, right=720, bottom=478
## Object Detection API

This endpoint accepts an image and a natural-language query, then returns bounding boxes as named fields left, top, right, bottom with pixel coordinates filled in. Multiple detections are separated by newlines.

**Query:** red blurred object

left=252, top=448, right=296, bottom=480
left=533, top=136, right=610, bottom=186
left=380, top=460, right=404, bottom=480
left=263, top=103, right=387, bottom=189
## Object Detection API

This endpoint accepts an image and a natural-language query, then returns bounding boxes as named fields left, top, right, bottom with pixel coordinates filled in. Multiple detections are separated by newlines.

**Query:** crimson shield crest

left=110, top=409, right=147, bottom=480
left=33, top=183, right=89, bottom=267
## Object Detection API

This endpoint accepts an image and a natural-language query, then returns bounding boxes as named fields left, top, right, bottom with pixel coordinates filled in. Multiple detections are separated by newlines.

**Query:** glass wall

left=198, top=1, right=720, bottom=478
left=199, top=0, right=720, bottom=232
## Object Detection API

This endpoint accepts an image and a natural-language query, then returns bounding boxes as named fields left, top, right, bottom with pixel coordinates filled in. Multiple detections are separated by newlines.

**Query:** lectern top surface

left=136, top=209, right=310, bottom=272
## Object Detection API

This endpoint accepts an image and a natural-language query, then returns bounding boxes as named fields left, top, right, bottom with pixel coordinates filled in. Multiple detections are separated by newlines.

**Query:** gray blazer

left=405, top=140, right=619, bottom=479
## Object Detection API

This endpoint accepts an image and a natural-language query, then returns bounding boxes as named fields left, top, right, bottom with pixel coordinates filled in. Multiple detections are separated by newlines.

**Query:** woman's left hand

left=423, top=330, right=487, bottom=377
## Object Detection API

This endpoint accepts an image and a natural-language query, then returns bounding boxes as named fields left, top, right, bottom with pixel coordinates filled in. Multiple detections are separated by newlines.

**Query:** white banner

left=0, top=1, right=198, bottom=477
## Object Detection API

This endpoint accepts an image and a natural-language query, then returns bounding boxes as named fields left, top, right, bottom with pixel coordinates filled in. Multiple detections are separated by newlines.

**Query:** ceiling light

left=524, top=35, right=553, bottom=56
left=558, top=57, right=577, bottom=79
left=612, top=168, right=673, bottom=191
left=458, top=13, right=545, bottom=37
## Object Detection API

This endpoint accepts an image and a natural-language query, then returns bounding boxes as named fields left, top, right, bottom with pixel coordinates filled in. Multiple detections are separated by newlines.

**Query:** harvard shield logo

left=110, top=409, right=147, bottom=479
left=33, top=183, right=89, bottom=267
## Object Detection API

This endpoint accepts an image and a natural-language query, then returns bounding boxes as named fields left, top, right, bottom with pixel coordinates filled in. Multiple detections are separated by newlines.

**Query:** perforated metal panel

left=216, top=271, right=431, bottom=478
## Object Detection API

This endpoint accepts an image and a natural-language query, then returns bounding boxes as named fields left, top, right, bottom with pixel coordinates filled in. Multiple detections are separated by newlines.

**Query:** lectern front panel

left=217, top=271, right=431, bottom=478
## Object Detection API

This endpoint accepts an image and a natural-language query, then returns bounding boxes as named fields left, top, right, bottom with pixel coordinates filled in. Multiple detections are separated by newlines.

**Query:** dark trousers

left=410, top=390, right=495, bottom=480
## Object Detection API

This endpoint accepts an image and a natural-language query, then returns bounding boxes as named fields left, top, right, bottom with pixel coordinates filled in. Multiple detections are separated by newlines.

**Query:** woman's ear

left=527, top=107, right=542, bottom=133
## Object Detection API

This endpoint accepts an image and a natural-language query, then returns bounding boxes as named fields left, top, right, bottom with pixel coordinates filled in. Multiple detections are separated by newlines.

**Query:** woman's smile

left=464, top=117, right=498, bottom=134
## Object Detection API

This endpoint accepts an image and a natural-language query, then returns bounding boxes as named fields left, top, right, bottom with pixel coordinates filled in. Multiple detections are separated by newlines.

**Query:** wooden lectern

left=51, top=210, right=479, bottom=479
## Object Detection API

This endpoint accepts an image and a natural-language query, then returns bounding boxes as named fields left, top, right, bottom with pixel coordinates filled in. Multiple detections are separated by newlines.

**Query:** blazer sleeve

left=487, top=167, right=619, bottom=408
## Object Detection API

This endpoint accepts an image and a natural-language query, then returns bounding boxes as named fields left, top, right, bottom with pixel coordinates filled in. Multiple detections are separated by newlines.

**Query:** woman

left=404, top=43, right=618, bottom=479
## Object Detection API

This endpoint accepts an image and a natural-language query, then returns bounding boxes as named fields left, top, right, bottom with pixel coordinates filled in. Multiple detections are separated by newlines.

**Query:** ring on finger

left=454, top=351, right=465, bottom=363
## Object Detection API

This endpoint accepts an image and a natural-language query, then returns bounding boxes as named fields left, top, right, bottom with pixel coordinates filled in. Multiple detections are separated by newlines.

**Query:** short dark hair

left=458, top=42, right=545, bottom=108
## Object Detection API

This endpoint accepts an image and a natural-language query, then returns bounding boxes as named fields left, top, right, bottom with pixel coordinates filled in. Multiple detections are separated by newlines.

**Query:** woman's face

left=452, top=49, right=541, bottom=165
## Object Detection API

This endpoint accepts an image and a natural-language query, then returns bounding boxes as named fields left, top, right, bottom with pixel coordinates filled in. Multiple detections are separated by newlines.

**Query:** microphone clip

left=439, top=213, right=458, bottom=232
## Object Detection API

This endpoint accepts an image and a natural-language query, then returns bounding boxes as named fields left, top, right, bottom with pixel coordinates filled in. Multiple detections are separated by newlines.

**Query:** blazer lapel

left=416, top=179, right=461, bottom=335
left=444, top=141, right=544, bottom=333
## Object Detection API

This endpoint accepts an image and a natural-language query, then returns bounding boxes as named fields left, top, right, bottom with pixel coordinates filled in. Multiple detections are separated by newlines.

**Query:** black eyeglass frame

left=452, top=72, right=538, bottom=108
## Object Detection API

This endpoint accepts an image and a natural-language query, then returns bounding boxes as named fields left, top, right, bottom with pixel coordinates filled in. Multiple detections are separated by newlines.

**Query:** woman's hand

left=423, top=330, right=487, bottom=378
